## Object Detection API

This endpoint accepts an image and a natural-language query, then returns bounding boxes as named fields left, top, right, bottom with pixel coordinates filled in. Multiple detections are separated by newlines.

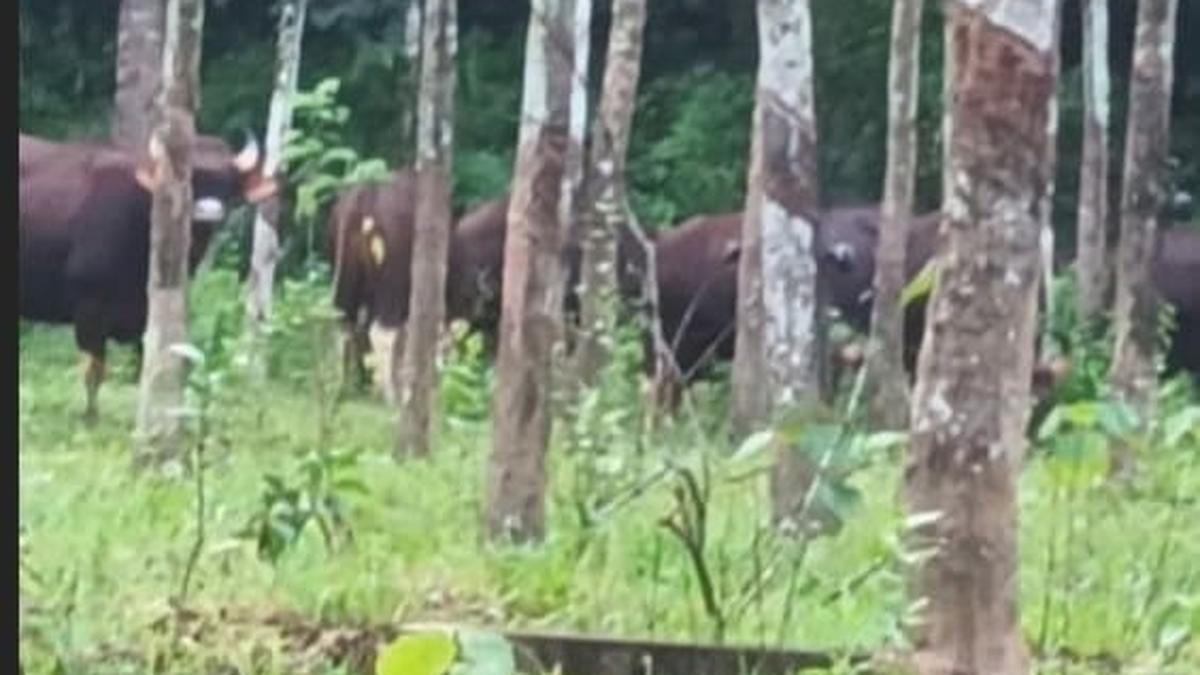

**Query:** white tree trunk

left=1076, top=0, right=1111, bottom=322
left=737, top=0, right=824, bottom=522
left=135, top=0, right=204, bottom=469
left=246, top=0, right=308, bottom=377
left=402, top=0, right=423, bottom=151
left=485, top=0, right=580, bottom=544
left=1038, top=1, right=1064, bottom=359
left=752, top=0, right=822, bottom=407
left=865, top=0, right=923, bottom=430
left=397, top=0, right=457, bottom=459
left=1110, top=0, right=1180, bottom=430
left=575, top=0, right=646, bottom=385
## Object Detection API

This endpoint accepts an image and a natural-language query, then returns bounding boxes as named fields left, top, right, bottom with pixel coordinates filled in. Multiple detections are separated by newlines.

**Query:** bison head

left=134, top=130, right=279, bottom=224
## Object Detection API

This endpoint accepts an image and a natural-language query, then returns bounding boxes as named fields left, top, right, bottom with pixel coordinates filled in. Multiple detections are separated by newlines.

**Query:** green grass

left=18, top=270, right=1200, bottom=674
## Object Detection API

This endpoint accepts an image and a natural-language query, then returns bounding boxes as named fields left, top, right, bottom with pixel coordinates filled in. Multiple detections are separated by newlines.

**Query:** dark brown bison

left=1151, top=226, right=1200, bottom=383
left=19, top=131, right=278, bottom=422
left=829, top=209, right=1200, bottom=390
left=324, top=170, right=421, bottom=401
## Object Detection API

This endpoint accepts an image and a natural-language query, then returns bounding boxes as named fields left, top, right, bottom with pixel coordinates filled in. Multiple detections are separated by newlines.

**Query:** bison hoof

left=81, top=408, right=99, bottom=426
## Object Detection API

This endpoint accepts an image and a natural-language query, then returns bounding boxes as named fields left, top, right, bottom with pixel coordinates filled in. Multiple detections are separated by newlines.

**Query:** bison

left=324, top=170, right=421, bottom=401
left=19, top=131, right=277, bottom=422
left=823, top=208, right=1200, bottom=391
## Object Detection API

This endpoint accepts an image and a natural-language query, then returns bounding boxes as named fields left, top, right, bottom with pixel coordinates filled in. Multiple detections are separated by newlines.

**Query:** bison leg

left=79, top=350, right=107, bottom=425
left=367, top=322, right=405, bottom=406
left=338, top=320, right=371, bottom=395
left=72, top=303, right=111, bottom=425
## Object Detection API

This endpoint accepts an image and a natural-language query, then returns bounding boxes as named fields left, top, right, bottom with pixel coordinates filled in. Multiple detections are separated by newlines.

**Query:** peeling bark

left=865, top=0, right=923, bottom=431
left=246, top=0, right=308, bottom=377
left=397, top=0, right=458, bottom=459
left=135, top=0, right=204, bottom=468
left=575, top=0, right=647, bottom=386
left=485, top=0, right=580, bottom=544
left=733, top=0, right=824, bottom=523
left=1110, top=0, right=1179, bottom=424
left=113, top=0, right=164, bottom=150
left=905, top=4, right=1057, bottom=674
left=1076, top=0, right=1111, bottom=323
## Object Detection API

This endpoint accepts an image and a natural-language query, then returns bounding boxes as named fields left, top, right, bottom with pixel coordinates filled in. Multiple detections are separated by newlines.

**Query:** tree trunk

left=574, top=0, right=646, bottom=386
left=400, top=0, right=423, bottom=158
left=730, top=114, right=770, bottom=438
left=135, top=0, right=204, bottom=469
left=396, top=0, right=458, bottom=460
left=1109, top=0, right=1179, bottom=426
left=904, top=4, right=1058, bottom=674
left=1075, top=0, right=1111, bottom=324
left=737, top=0, right=824, bottom=521
left=113, top=0, right=165, bottom=150
left=484, top=0, right=580, bottom=544
left=1038, top=2, right=1064, bottom=359
left=245, top=0, right=308, bottom=378
left=865, top=0, right=923, bottom=431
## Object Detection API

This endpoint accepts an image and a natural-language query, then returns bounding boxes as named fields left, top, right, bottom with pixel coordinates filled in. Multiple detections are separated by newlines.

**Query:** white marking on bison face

left=192, top=197, right=227, bottom=223
left=826, top=242, right=856, bottom=272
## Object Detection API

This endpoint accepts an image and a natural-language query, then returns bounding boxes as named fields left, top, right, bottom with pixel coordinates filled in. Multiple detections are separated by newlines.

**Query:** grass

left=18, top=269, right=1200, bottom=674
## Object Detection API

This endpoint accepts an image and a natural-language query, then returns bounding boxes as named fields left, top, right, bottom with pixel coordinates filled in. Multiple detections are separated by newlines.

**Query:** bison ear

left=242, top=173, right=279, bottom=204
left=722, top=241, right=742, bottom=264
left=134, top=165, right=157, bottom=192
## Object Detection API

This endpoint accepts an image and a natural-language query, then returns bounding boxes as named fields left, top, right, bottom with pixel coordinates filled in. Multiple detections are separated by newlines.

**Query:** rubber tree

left=1075, top=0, right=1112, bottom=323
left=396, top=0, right=458, bottom=459
left=113, top=0, right=165, bottom=150
left=574, top=0, right=646, bottom=386
left=484, top=0, right=584, bottom=544
left=1109, top=0, right=1180, bottom=428
left=904, top=2, right=1059, bottom=673
left=245, top=0, right=308, bottom=377
left=864, top=0, right=924, bottom=431
left=134, top=0, right=205, bottom=468
left=731, top=0, right=823, bottom=441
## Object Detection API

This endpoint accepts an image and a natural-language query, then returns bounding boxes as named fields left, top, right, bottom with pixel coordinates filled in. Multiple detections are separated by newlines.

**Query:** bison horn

left=233, top=130, right=261, bottom=173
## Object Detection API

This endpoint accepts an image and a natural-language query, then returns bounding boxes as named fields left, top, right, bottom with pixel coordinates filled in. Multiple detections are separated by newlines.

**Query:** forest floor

left=18, top=271, right=1200, bottom=675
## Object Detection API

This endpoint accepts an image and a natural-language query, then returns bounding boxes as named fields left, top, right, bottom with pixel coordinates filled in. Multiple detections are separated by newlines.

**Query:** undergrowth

left=18, top=268, right=1200, bottom=675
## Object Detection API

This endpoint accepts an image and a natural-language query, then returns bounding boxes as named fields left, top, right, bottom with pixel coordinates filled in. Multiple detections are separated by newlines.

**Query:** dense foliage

left=20, top=0, right=1200, bottom=251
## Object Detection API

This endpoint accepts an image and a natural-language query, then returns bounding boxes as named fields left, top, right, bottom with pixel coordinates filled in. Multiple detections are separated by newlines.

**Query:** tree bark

left=865, top=0, right=923, bottom=431
left=905, top=4, right=1058, bottom=674
left=574, top=0, right=646, bottom=386
left=113, top=0, right=165, bottom=150
left=400, top=0, right=423, bottom=158
left=135, top=0, right=204, bottom=469
left=1109, top=0, right=1179, bottom=425
left=245, top=0, right=308, bottom=378
left=485, top=0, right=580, bottom=544
left=738, top=0, right=825, bottom=522
left=1075, top=0, right=1111, bottom=323
left=730, top=119, right=771, bottom=437
left=1038, top=2, right=1064, bottom=359
left=396, top=0, right=458, bottom=460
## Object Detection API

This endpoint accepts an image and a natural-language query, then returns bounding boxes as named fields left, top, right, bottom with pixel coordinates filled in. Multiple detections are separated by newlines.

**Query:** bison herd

left=18, top=133, right=1200, bottom=422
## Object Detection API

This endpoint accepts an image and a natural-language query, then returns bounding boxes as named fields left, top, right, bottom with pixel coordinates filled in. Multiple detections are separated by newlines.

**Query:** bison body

left=19, top=132, right=276, bottom=421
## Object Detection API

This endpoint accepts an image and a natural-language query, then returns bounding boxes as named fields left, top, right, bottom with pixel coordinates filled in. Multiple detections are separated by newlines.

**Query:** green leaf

left=1162, top=406, right=1200, bottom=447
left=452, top=629, right=515, bottom=675
left=731, top=430, right=774, bottom=464
left=901, top=260, right=938, bottom=308
left=376, top=631, right=457, bottom=675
